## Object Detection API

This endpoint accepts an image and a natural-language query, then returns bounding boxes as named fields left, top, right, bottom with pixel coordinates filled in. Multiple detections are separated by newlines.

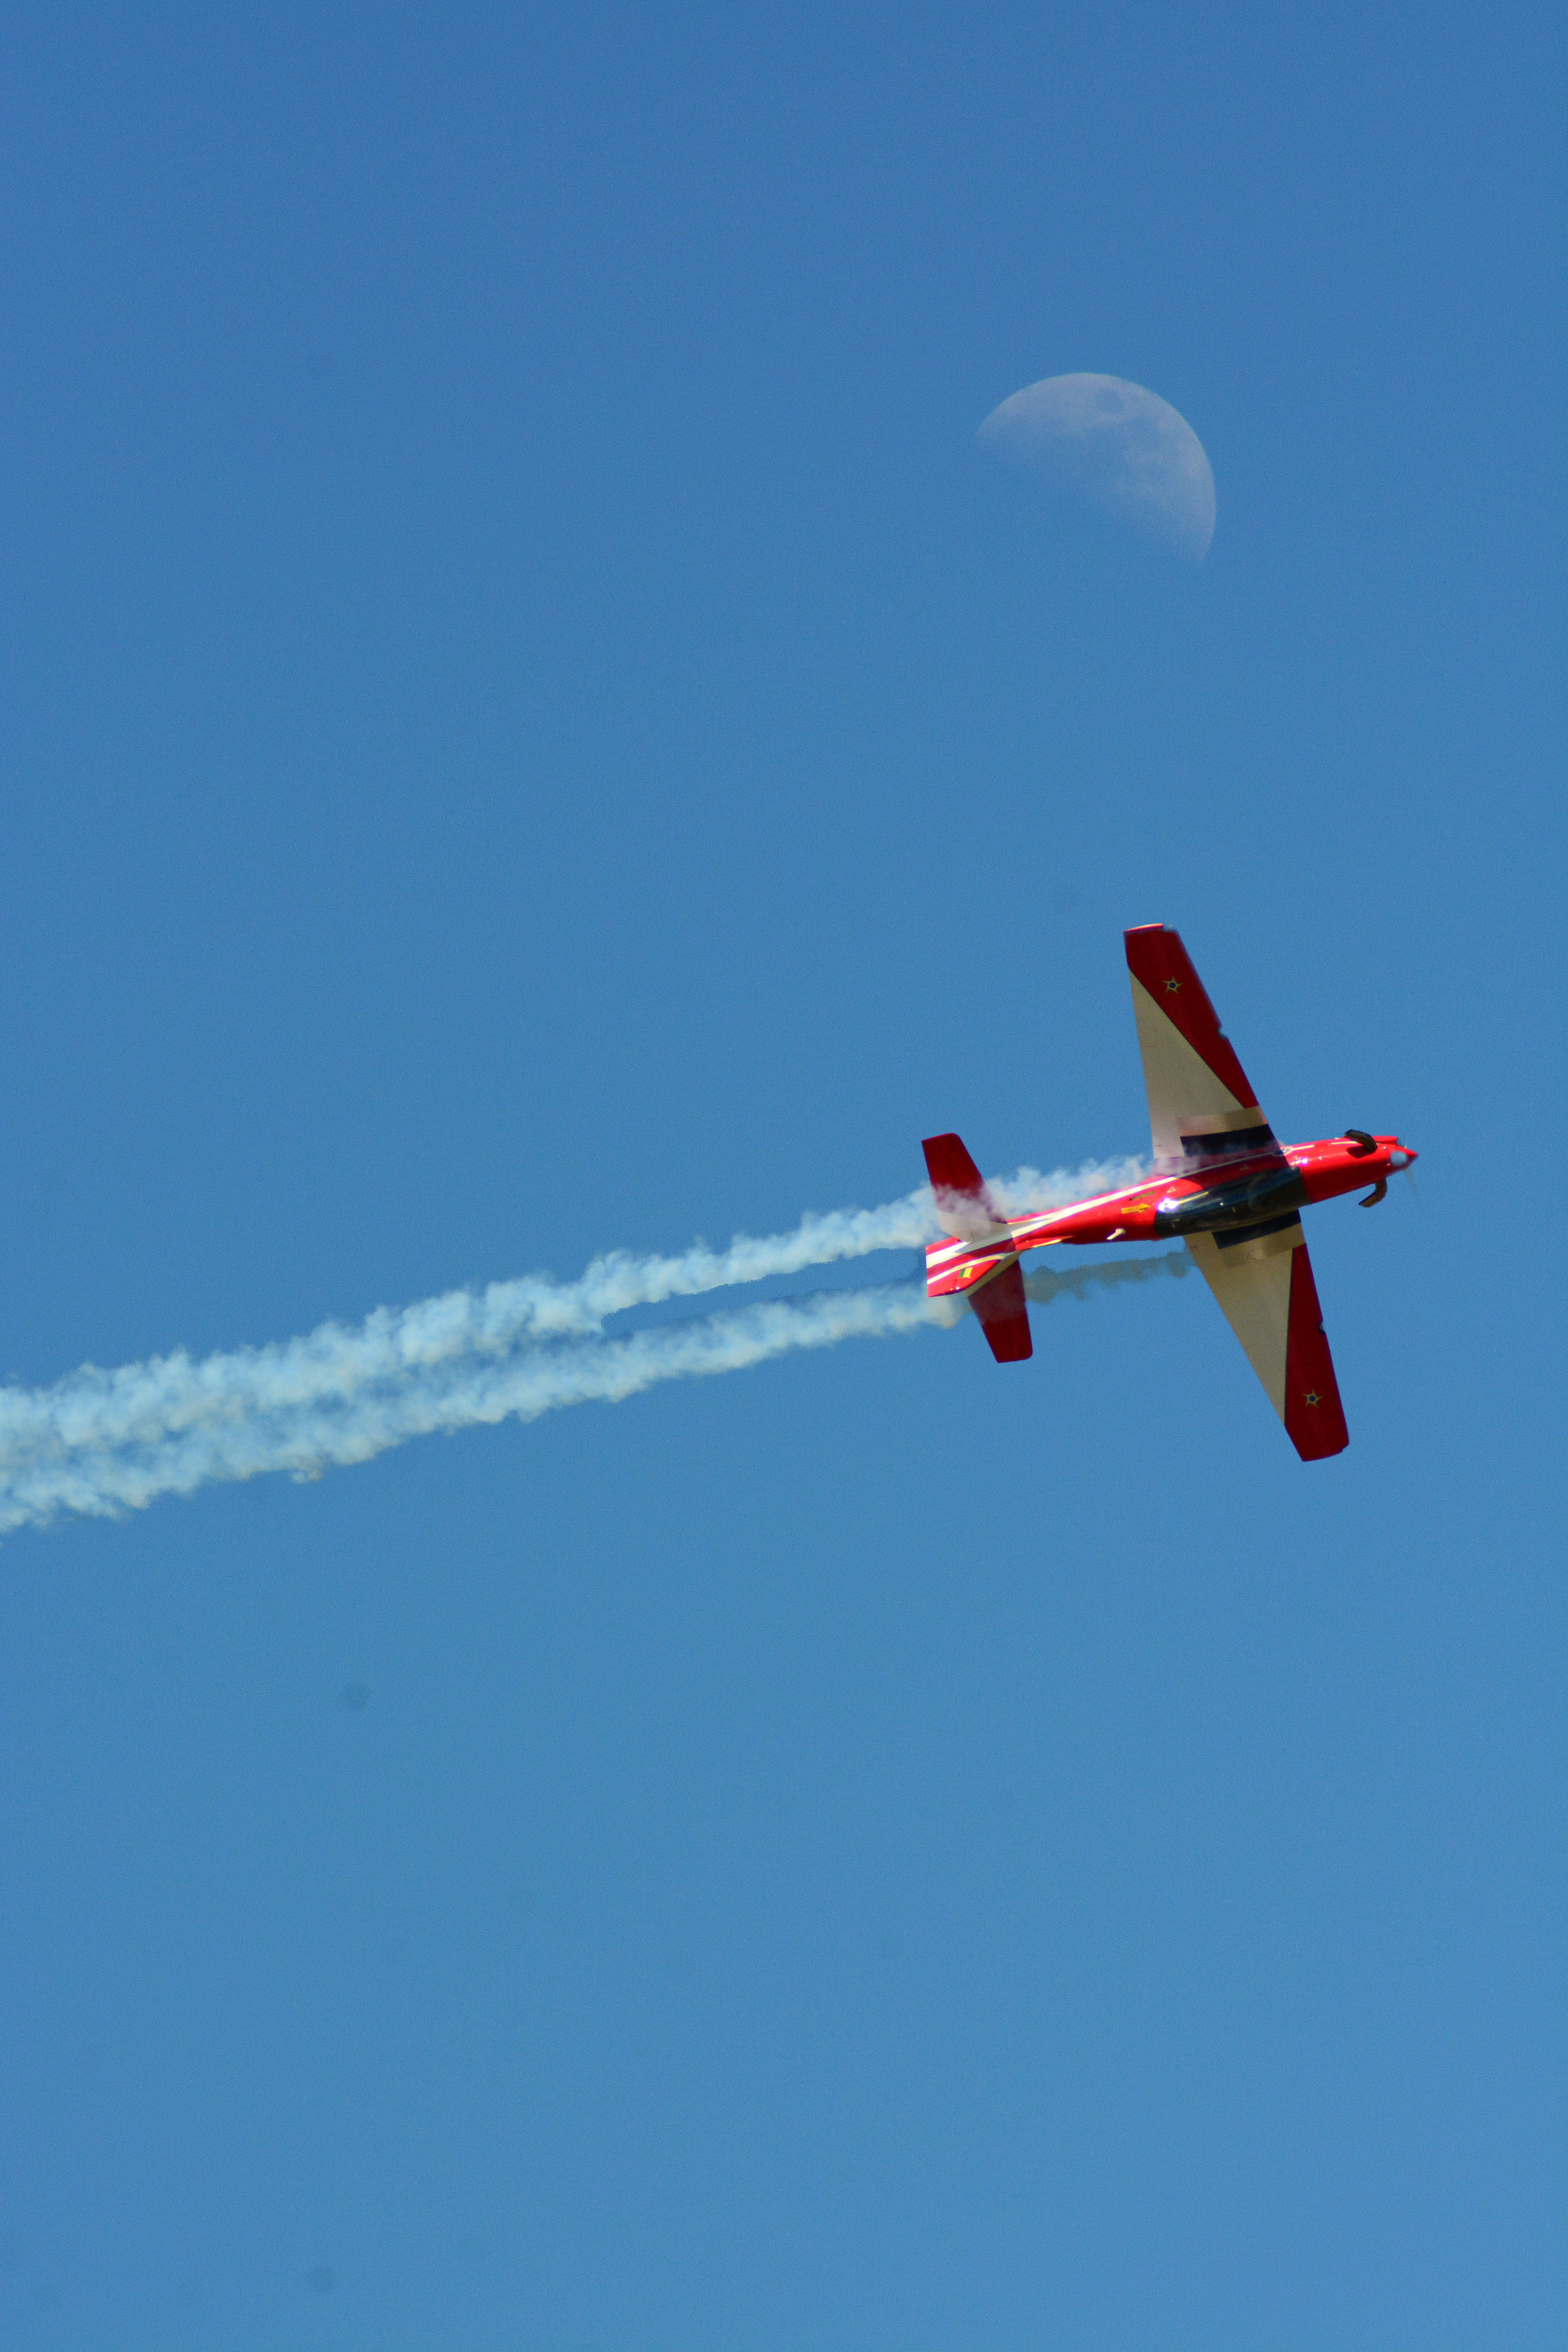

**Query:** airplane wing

left=1124, top=924, right=1280, bottom=1171
left=1185, top=1218, right=1348, bottom=1459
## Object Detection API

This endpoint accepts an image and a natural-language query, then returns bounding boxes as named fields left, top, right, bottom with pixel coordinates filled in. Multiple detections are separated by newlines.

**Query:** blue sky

left=0, top=7, right=1562, bottom=2347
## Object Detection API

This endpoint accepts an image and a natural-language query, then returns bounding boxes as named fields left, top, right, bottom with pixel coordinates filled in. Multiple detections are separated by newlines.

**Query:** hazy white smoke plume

left=0, top=1158, right=1163, bottom=1538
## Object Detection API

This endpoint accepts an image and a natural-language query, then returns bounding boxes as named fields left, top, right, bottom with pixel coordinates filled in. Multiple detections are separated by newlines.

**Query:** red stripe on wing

left=1283, top=1245, right=1349, bottom=1460
left=1124, top=925, right=1259, bottom=1109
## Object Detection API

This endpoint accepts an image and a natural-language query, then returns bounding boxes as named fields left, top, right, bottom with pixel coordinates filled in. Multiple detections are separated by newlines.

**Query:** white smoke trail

left=0, top=1159, right=1160, bottom=1537
left=0, top=1283, right=936, bottom=1533
left=336, top=1153, right=1144, bottom=1355
left=1, top=1154, right=1140, bottom=1449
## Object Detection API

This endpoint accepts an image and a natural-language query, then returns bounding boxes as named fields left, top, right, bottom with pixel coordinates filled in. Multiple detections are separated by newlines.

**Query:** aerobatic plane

left=922, top=924, right=1415, bottom=1460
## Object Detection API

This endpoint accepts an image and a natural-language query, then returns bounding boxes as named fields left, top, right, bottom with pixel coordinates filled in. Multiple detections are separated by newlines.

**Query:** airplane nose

left=1390, top=1144, right=1416, bottom=1169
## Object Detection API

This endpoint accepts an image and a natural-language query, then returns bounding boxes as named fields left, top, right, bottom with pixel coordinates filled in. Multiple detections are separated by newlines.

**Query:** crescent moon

left=978, top=374, right=1216, bottom=561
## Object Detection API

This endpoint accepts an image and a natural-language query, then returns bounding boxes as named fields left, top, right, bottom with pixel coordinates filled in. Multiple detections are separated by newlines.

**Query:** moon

left=977, top=373, right=1216, bottom=561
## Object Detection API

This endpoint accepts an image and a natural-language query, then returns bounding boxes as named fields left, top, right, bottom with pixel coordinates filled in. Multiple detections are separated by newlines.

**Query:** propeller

left=1345, top=1127, right=1389, bottom=1206
left=1343, top=1127, right=1417, bottom=1205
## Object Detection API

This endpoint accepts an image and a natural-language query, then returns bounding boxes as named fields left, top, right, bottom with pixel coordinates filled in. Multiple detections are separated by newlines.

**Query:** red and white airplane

left=922, top=924, right=1416, bottom=1460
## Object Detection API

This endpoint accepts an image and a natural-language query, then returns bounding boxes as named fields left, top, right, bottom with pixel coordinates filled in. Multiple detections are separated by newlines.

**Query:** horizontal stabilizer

left=922, top=1131, right=1007, bottom=1241
left=971, top=1258, right=1033, bottom=1362
left=921, top=1131, right=1031, bottom=1360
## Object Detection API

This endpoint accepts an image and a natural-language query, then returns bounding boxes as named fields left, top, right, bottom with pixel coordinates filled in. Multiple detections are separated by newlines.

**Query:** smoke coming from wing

left=1022, top=1249, right=1192, bottom=1305
left=0, top=1160, right=1167, bottom=1537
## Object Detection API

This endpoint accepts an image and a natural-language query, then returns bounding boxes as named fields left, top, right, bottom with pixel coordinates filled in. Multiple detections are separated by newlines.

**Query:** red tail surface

left=922, top=1131, right=1034, bottom=1363
left=971, top=1259, right=1033, bottom=1362
left=922, top=1132, right=997, bottom=1223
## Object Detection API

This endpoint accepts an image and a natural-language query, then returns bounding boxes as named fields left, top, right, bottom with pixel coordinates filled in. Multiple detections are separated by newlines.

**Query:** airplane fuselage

left=926, top=1131, right=1417, bottom=1299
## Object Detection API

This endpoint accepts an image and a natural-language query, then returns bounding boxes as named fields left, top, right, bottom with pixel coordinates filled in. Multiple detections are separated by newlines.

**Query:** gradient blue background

left=1, top=8, right=1562, bottom=2347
